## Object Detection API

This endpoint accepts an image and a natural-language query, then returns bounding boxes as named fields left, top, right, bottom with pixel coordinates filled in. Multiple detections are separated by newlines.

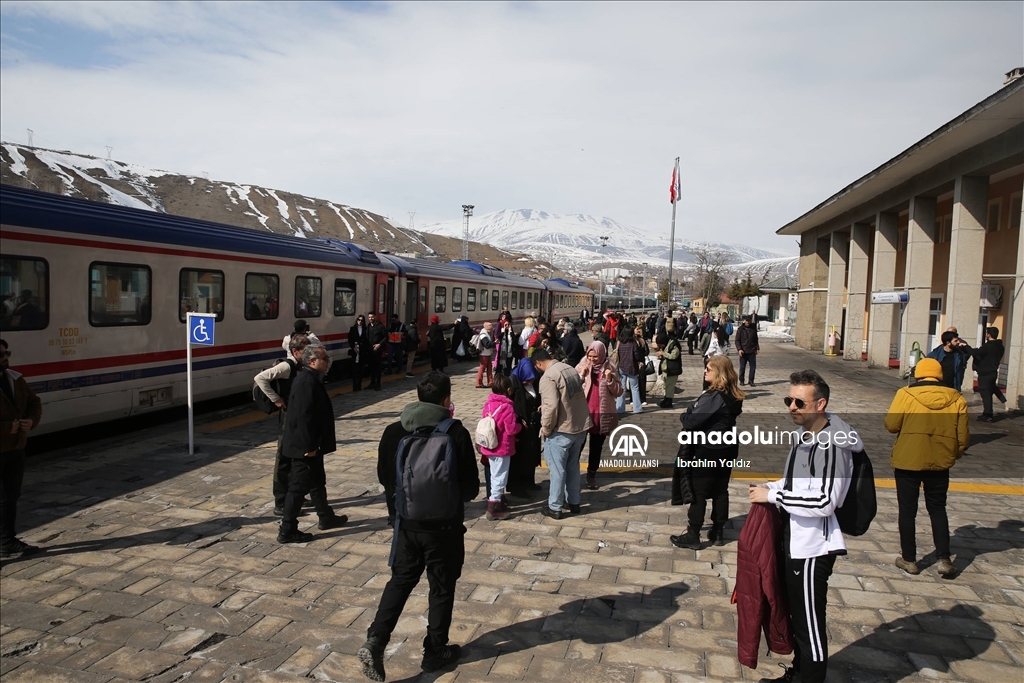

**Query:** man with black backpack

left=254, top=333, right=309, bottom=517
left=748, top=369, right=858, bottom=683
left=359, top=371, right=479, bottom=681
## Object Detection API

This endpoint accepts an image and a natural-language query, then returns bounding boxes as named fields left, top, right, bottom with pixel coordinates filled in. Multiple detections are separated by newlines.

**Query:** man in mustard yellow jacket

left=884, top=358, right=968, bottom=579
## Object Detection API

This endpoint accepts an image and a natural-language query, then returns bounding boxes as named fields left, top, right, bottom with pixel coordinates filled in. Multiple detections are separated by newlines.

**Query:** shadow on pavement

left=830, top=605, right=994, bottom=681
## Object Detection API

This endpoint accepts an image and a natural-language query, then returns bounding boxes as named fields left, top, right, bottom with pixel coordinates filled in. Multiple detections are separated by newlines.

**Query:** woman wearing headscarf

left=496, top=318, right=519, bottom=376
left=576, top=341, right=623, bottom=490
left=506, top=360, right=543, bottom=496
left=670, top=355, right=745, bottom=549
left=427, top=315, right=453, bottom=372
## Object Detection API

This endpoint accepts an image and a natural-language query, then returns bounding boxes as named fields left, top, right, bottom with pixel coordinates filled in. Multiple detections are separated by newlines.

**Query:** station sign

left=871, top=291, right=909, bottom=304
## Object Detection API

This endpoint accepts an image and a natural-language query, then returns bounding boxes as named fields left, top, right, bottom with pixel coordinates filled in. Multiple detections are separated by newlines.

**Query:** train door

left=539, top=291, right=550, bottom=323
left=375, top=273, right=388, bottom=317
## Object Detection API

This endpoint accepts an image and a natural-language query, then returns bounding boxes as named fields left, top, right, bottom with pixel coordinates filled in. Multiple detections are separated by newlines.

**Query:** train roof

left=0, top=184, right=396, bottom=273
left=1, top=185, right=594, bottom=294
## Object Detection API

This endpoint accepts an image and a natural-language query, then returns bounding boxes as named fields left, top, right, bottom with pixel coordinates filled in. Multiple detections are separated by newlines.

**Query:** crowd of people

left=0, top=307, right=1009, bottom=683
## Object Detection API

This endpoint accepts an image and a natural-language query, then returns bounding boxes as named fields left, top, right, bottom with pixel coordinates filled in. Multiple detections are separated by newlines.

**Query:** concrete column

left=845, top=223, right=871, bottom=361
left=900, top=196, right=936, bottom=370
left=824, top=231, right=849, bottom=354
left=1005, top=189, right=1024, bottom=410
left=947, top=175, right=988, bottom=391
left=795, top=235, right=830, bottom=350
left=868, top=212, right=899, bottom=367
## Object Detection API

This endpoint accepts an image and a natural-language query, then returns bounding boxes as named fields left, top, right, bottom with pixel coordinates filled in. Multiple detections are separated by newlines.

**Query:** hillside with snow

left=418, top=209, right=793, bottom=271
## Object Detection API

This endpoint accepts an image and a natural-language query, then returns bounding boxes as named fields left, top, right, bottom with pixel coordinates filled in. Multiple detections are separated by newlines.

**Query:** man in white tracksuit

left=749, top=369, right=855, bottom=683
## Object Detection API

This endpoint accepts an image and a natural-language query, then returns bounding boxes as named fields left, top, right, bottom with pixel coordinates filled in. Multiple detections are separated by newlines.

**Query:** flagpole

left=667, top=156, right=679, bottom=309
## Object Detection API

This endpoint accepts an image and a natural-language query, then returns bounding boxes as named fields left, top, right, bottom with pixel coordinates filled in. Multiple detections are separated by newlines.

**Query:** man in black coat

left=735, top=315, right=760, bottom=387
left=359, top=371, right=479, bottom=680
left=561, top=322, right=585, bottom=367
left=366, top=312, right=388, bottom=390
left=971, top=326, right=1006, bottom=422
left=279, top=344, right=347, bottom=543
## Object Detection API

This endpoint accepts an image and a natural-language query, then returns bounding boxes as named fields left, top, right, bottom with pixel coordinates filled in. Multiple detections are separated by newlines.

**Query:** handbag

left=642, top=359, right=655, bottom=376
left=455, top=342, right=466, bottom=357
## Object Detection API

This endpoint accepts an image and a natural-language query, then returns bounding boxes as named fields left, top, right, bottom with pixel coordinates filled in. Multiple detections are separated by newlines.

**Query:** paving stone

left=88, top=645, right=184, bottom=679
left=0, top=661, right=113, bottom=683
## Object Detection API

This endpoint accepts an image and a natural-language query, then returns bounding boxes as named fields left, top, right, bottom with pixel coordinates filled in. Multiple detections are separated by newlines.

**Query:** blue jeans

left=616, top=372, right=643, bottom=414
left=544, top=431, right=587, bottom=511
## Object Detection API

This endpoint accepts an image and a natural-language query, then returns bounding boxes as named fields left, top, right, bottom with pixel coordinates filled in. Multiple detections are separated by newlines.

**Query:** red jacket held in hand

left=732, top=502, right=794, bottom=669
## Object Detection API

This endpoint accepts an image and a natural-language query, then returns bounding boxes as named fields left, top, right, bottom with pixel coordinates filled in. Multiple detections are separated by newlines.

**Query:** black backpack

left=394, top=418, right=461, bottom=523
left=835, top=448, right=877, bottom=537
left=252, top=358, right=298, bottom=414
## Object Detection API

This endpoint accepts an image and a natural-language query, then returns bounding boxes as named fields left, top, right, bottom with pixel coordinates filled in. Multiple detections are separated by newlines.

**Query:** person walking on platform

left=278, top=344, right=347, bottom=544
left=671, top=355, right=744, bottom=549
left=735, top=315, right=760, bottom=387
left=507, top=361, right=543, bottom=496
left=366, top=312, right=387, bottom=390
left=884, top=358, right=967, bottom=579
left=404, top=320, right=420, bottom=378
left=475, top=322, right=495, bottom=388
left=534, top=348, right=591, bottom=519
left=656, top=326, right=682, bottom=409
left=496, top=319, right=519, bottom=376
left=561, top=321, right=585, bottom=368
left=970, top=326, right=1006, bottom=421
left=749, top=369, right=857, bottom=683
left=0, top=339, right=42, bottom=559
left=348, top=316, right=369, bottom=391
left=254, top=333, right=309, bottom=517
left=427, top=316, right=453, bottom=372
left=576, top=341, right=623, bottom=491
left=386, top=314, right=407, bottom=375
left=360, top=372, right=479, bottom=681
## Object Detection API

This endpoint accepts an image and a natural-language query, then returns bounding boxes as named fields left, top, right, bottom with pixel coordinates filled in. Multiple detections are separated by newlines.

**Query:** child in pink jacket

left=480, top=374, right=522, bottom=520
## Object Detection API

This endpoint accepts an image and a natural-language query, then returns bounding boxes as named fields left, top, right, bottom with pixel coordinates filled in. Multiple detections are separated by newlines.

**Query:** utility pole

left=407, top=211, right=416, bottom=230
left=26, top=129, right=33, bottom=146
left=598, top=235, right=609, bottom=311
left=642, top=266, right=647, bottom=311
left=105, top=146, right=113, bottom=160
left=461, top=205, right=474, bottom=261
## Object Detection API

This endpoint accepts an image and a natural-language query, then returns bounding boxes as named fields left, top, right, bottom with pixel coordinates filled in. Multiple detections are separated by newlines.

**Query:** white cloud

left=1, top=1, right=1021, bottom=251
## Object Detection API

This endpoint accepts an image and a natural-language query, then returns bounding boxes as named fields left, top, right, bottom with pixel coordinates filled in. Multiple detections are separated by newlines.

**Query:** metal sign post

left=186, top=312, right=216, bottom=455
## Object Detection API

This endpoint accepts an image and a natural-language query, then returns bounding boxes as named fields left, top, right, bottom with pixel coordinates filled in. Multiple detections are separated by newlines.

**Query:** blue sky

left=1, top=1, right=1021, bottom=251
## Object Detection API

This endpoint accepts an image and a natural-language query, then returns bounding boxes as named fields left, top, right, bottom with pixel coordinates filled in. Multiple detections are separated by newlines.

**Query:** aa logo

left=609, top=424, right=648, bottom=459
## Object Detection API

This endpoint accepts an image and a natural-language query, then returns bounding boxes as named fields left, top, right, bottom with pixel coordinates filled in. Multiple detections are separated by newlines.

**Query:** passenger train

left=0, top=185, right=593, bottom=435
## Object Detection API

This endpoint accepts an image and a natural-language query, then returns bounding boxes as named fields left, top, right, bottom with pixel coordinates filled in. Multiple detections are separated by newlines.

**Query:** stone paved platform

left=1, top=340, right=1022, bottom=683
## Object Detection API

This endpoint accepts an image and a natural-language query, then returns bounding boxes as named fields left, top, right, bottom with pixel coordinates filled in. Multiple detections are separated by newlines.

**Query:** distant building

left=777, top=72, right=1023, bottom=406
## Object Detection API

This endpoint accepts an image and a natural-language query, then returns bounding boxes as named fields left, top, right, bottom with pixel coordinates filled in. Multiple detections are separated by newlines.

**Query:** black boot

left=670, top=527, right=701, bottom=549
left=708, top=524, right=726, bottom=546
left=357, top=634, right=387, bottom=681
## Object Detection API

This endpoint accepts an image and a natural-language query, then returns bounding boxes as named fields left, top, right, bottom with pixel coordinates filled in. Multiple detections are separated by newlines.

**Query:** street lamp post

left=461, top=205, right=474, bottom=261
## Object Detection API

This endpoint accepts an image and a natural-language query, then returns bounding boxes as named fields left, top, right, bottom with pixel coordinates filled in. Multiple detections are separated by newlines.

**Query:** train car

left=0, top=185, right=594, bottom=435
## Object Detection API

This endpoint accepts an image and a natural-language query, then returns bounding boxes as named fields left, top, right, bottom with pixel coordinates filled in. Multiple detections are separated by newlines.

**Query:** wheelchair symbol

left=188, top=315, right=216, bottom=346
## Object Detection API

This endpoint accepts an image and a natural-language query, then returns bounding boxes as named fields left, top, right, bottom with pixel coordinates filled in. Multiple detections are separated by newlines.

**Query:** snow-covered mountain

left=418, top=209, right=793, bottom=270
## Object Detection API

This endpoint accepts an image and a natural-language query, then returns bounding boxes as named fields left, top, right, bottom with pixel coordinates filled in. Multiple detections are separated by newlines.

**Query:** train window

left=1, top=256, right=49, bottom=331
left=434, top=286, right=446, bottom=312
left=520, top=291, right=526, bottom=310
left=479, top=289, right=488, bottom=311
left=245, top=273, right=279, bottom=320
left=452, top=287, right=463, bottom=312
left=528, top=292, right=534, bottom=309
left=502, top=290, right=509, bottom=308
left=334, top=279, right=356, bottom=316
left=89, top=262, right=151, bottom=327
left=179, top=269, right=225, bottom=322
left=295, top=277, right=322, bottom=317
left=511, top=291, right=517, bottom=310
left=491, top=290, right=499, bottom=310
left=419, top=286, right=427, bottom=313
left=377, top=283, right=386, bottom=316
left=467, top=288, right=476, bottom=312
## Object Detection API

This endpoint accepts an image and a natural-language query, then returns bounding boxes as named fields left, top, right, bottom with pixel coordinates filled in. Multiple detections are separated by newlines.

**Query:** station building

left=777, top=70, right=1024, bottom=408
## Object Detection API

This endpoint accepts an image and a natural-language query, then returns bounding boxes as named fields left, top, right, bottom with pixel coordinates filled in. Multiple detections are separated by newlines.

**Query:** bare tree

left=691, top=247, right=729, bottom=309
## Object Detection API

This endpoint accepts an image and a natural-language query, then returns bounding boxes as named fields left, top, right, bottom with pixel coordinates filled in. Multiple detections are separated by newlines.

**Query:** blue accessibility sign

left=188, top=314, right=216, bottom=346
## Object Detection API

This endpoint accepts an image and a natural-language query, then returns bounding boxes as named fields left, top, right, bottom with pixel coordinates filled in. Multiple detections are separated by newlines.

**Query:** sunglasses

left=783, top=397, right=809, bottom=409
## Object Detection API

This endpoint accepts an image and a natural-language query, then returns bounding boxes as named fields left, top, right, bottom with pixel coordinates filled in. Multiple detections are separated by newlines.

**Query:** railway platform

left=1, top=340, right=1021, bottom=682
